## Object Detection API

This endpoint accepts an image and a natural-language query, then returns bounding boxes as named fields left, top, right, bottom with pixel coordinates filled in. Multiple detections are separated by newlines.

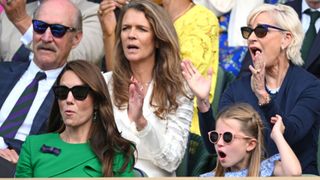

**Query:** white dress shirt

left=302, top=0, right=320, bottom=33
left=0, top=61, right=63, bottom=149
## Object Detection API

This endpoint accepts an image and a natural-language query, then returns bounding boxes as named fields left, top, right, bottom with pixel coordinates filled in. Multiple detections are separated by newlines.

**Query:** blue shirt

left=200, top=154, right=280, bottom=177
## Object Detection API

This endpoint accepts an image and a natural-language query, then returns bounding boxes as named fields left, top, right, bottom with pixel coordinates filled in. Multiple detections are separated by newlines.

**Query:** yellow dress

left=174, top=4, right=219, bottom=135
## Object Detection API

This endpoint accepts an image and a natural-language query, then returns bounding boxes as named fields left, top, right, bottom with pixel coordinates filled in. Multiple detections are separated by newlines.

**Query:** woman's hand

left=128, top=76, right=147, bottom=131
left=270, top=114, right=285, bottom=140
left=181, top=60, right=212, bottom=100
left=249, top=51, right=269, bottom=105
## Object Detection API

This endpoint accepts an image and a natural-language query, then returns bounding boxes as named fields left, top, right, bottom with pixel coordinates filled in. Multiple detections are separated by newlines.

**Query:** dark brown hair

left=48, top=60, right=135, bottom=176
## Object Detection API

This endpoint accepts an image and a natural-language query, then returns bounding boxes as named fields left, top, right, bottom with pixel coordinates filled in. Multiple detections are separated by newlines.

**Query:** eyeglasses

left=53, top=85, right=91, bottom=101
left=32, top=19, right=77, bottom=38
left=208, top=130, right=253, bottom=144
left=241, top=24, right=286, bottom=39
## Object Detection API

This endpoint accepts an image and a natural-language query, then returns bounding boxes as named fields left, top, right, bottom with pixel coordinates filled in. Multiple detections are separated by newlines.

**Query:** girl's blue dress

left=200, top=154, right=280, bottom=177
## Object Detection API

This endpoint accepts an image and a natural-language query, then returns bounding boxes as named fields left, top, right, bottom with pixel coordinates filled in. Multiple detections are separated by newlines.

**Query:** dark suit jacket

left=200, top=64, right=320, bottom=174
left=239, top=0, right=320, bottom=78
left=0, top=62, right=55, bottom=153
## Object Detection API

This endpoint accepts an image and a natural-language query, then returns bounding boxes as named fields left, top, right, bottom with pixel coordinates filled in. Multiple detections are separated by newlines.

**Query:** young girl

left=181, top=60, right=301, bottom=176
left=200, top=103, right=301, bottom=176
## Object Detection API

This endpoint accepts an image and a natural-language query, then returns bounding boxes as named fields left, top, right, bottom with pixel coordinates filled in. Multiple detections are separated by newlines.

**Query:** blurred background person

left=194, top=0, right=263, bottom=76
left=161, top=0, right=219, bottom=137
left=16, top=60, right=135, bottom=177
left=103, top=0, right=194, bottom=176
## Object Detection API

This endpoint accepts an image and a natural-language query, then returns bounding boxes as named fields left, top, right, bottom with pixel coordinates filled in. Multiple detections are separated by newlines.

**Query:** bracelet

left=258, top=94, right=271, bottom=107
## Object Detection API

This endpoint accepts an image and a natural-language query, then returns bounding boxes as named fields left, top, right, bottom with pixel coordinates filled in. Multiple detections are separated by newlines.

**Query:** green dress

left=16, top=133, right=133, bottom=177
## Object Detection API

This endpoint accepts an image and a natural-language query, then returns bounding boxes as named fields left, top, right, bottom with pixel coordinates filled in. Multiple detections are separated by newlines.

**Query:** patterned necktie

left=0, top=71, right=46, bottom=138
left=301, top=9, right=320, bottom=61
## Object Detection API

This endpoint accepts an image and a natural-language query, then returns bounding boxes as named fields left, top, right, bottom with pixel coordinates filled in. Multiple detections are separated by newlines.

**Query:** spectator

left=182, top=3, right=320, bottom=175
left=0, top=0, right=103, bottom=64
left=16, top=60, right=135, bottom=177
left=194, top=0, right=263, bottom=76
left=239, top=0, right=320, bottom=79
left=200, top=104, right=301, bottom=177
left=162, top=0, right=219, bottom=136
left=103, top=0, right=194, bottom=176
left=0, top=0, right=82, bottom=177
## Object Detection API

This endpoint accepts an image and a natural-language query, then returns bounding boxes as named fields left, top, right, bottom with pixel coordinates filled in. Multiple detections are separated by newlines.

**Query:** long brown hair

left=112, top=0, right=190, bottom=119
left=48, top=60, right=135, bottom=176
left=214, top=103, right=265, bottom=176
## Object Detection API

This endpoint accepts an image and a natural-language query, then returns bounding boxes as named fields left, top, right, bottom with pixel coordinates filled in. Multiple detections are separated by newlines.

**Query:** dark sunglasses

left=241, top=24, right=286, bottom=39
left=53, top=85, right=91, bottom=101
left=32, top=19, right=76, bottom=38
left=208, top=130, right=253, bottom=144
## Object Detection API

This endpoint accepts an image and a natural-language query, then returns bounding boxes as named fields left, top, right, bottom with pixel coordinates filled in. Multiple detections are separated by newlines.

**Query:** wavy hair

left=247, top=3, right=304, bottom=66
left=214, top=103, right=265, bottom=177
left=47, top=60, right=135, bottom=176
left=112, top=0, right=190, bottom=119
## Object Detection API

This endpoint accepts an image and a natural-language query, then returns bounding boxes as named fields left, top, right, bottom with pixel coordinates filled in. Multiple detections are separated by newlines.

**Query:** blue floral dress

left=200, top=154, right=280, bottom=177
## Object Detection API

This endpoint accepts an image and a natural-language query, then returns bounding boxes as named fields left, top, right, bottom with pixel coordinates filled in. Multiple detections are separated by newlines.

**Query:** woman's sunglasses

left=208, top=130, right=253, bottom=144
left=241, top=24, right=286, bottom=39
left=32, top=19, right=76, bottom=38
left=53, top=85, right=91, bottom=101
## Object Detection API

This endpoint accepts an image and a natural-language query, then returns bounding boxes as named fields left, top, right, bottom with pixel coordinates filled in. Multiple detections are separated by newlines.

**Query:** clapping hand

left=128, top=76, right=147, bottom=131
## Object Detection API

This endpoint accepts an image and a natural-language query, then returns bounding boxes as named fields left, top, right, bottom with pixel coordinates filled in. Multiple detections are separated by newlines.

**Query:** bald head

left=34, top=0, right=82, bottom=31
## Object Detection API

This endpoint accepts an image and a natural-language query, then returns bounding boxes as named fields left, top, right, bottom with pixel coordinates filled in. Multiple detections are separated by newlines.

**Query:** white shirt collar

left=29, top=60, right=65, bottom=80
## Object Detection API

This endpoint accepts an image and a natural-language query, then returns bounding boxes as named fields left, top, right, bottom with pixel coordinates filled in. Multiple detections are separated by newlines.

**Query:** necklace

left=172, top=2, right=194, bottom=22
left=266, top=85, right=279, bottom=95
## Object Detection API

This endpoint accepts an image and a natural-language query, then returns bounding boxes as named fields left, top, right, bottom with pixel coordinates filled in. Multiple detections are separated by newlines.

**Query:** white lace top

left=104, top=72, right=194, bottom=177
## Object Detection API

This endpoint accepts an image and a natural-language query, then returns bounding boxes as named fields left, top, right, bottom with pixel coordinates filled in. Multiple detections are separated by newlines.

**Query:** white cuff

left=20, top=25, right=33, bottom=45
left=0, top=137, right=8, bottom=149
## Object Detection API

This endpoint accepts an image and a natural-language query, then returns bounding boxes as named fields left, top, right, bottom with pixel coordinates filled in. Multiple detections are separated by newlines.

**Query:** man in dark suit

left=0, top=0, right=83, bottom=177
left=239, top=0, right=320, bottom=78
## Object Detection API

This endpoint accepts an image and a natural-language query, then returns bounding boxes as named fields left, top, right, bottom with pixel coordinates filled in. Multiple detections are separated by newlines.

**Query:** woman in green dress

left=16, top=60, right=135, bottom=177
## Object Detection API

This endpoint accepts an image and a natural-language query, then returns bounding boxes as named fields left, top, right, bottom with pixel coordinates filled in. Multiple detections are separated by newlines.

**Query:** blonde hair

left=214, top=103, right=265, bottom=176
left=247, top=4, right=304, bottom=66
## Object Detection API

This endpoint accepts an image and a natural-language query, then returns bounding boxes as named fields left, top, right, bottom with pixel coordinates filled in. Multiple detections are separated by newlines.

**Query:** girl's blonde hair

left=214, top=103, right=265, bottom=176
